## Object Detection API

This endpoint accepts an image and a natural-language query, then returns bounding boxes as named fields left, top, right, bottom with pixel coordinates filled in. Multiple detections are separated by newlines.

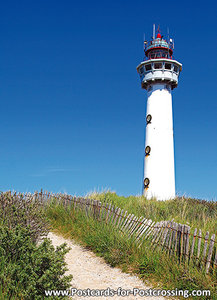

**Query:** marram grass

left=46, top=196, right=217, bottom=300
left=87, top=192, right=217, bottom=234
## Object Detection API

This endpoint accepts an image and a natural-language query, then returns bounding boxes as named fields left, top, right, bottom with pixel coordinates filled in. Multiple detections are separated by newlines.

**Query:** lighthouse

left=137, top=27, right=182, bottom=201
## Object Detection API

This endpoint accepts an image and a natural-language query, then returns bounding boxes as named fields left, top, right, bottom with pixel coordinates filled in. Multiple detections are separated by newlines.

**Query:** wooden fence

left=3, top=191, right=217, bottom=275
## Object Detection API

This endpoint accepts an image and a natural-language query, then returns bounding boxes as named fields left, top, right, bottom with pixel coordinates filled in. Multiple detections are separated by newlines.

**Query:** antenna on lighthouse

left=170, top=38, right=174, bottom=49
left=143, top=33, right=148, bottom=46
left=153, top=24, right=155, bottom=40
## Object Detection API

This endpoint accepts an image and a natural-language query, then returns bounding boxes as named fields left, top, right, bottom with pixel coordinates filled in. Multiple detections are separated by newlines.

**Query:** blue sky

left=0, top=0, right=216, bottom=200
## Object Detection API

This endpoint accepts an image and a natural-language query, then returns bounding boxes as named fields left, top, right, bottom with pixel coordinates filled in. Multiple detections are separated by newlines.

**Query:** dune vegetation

left=87, top=192, right=217, bottom=234
left=0, top=192, right=72, bottom=300
left=46, top=192, right=217, bottom=300
left=1, top=190, right=216, bottom=299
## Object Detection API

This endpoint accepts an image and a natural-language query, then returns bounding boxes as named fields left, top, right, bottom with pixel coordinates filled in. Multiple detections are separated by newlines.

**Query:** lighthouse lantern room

left=137, top=26, right=182, bottom=201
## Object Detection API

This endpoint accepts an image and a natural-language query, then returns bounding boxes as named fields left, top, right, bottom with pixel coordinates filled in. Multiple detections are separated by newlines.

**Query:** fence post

left=85, top=198, right=89, bottom=217
left=167, top=221, right=175, bottom=254
left=113, top=207, right=120, bottom=226
left=153, top=221, right=165, bottom=248
left=73, top=197, right=77, bottom=210
left=121, top=213, right=131, bottom=231
left=183, top=225, right=190, bottom=265
left=151, top=221, right=162, bottom=246
left=160, top=221, right=170, bottom=249
left=118, top=210, right=127, bottom=229
left=105, top=204, right=112, bottom=224
left=164, top=221, right=172, bottom=252
left=116, top=209, right=124, bottom=228
left=214, top=246, right=217, bottom=273
left=145, top=221, right=156, bottom=241
left=189, top=228, right=197, bottom=264
left=196, top=229, right=202, bottom=266
left=111, top=207, right=118, bottom=225
left=206, top=234, right=215, bottom=274
left=177, top=224, right=182, bottom=262
left=101, top=203, right=107, bottom=221
left=92, top=200, right=97, bottom=219
left=201, top=231, right=209, bottom=269
left=173, top=223, right=179, bottom=256
left=97, top=201, right=102, bottom=220
left=39, top=189, right=43, bottom=204
left=123, top=214, right=134, bottom=232
left=107, top=206, right=115, bottom=224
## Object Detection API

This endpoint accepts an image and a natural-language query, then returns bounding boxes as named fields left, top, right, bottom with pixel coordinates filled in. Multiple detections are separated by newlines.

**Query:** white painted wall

left=144, top=83, right=175, bottom=200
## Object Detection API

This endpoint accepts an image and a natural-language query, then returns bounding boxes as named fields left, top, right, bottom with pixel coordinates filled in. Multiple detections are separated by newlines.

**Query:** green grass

left=46, top=198, right=217, bottom=300
left=87, top=192, right=217, bottom=235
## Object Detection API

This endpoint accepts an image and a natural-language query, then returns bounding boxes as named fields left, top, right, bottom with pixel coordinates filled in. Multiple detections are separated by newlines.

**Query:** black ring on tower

left=146, top=114, right=152, bottom=124
left=145, top=146, right=151, bottom=155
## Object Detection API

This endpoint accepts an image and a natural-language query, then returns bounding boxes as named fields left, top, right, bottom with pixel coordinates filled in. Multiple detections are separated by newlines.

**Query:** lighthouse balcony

left=137, top=59, right=182, bottom=90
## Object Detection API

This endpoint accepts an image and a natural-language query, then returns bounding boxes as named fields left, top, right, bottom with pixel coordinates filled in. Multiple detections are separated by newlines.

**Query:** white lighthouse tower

left=137, top=27, right=182, bottom=201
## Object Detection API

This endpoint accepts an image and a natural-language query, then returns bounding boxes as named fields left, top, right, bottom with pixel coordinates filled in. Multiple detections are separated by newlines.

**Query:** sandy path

left=48, top=232, right=165, bottom=300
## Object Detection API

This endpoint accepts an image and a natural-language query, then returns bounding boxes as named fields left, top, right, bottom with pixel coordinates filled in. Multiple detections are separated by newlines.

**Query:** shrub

left=0, top=224, right=72, bottom=299
left=0, top=191, right=49, bottom=242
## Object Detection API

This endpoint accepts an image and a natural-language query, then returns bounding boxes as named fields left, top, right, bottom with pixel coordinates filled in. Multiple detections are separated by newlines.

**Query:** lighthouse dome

left=145, top=33, right=173, bottom=59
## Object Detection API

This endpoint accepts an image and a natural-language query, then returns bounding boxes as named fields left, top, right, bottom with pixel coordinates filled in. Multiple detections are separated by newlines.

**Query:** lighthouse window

left=146, top=114, right=152, bottom=124
left=145, top=64, right=151, bottom=71
left=165, top=63, right=171, bottom=70
left=174, top=65, right=179, bottom=73
left=145, top=146, right=151, bottom=155
left=139, top=67, right=144, bottom=74
left=144, top=178, right=150, bottom=187
left=147, top=86, right=152, bottom=92
left=162, top=52, right=168, bottom=58
left=154, top=62, right=162, bottom=69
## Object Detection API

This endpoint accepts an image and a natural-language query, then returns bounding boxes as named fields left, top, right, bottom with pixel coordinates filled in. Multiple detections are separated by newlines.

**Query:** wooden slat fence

left=2, top=190, right=216, bottom=275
